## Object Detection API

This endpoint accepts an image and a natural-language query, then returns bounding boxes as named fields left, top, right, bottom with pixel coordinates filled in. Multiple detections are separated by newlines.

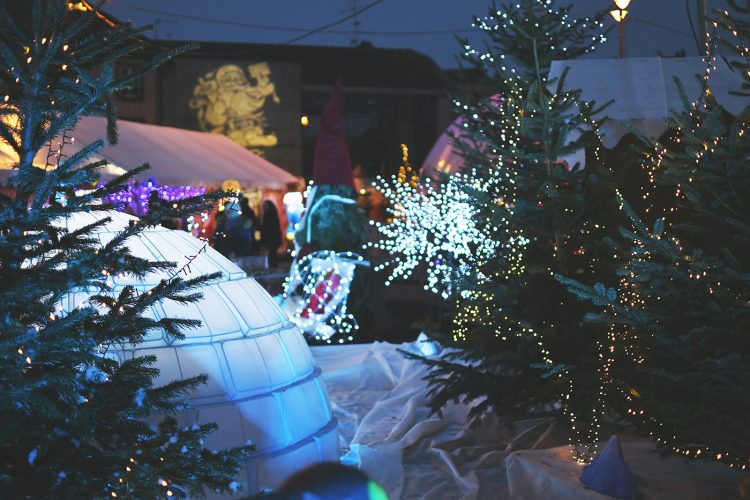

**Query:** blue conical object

left=580, top=435, right=638, bottom=499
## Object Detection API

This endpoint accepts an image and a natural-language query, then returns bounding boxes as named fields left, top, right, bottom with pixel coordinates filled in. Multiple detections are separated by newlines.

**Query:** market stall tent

left=422, top=57, right=747, bottom=177
left=548, top=57, right=747, bottom=148
left=0, top=116, right=298, bottom=188
left=420, top=120, right=464, bottom=179
left=422, top=111, right=585, bottom=177
left=60, top=210, right=338, bottom=495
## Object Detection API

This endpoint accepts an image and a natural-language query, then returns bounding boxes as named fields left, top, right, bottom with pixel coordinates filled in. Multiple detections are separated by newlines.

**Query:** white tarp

left=549, top=57, right=748, bottom=148
left=506, top=443, right=744, bottom=500
left=313, top=341, right=745, bottom=499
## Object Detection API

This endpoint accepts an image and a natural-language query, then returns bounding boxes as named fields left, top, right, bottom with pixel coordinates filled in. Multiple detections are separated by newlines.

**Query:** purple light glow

left=101, top=179, right=206, bottom=216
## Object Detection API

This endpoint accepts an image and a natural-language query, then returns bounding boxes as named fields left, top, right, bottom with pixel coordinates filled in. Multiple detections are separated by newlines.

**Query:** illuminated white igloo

left=60, top=211, right=338, bottom=494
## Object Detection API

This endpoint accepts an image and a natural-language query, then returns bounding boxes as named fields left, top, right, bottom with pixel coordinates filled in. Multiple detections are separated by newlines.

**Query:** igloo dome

left=59, top=211, right=338, bottom=495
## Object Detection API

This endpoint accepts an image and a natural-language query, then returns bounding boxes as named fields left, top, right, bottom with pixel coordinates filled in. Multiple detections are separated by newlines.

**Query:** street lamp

left=610, top=0, right=631, bottom=58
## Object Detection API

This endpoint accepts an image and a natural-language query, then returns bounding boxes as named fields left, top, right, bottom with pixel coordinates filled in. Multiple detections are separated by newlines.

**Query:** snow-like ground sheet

left=312, top=342, right=745, bottom=500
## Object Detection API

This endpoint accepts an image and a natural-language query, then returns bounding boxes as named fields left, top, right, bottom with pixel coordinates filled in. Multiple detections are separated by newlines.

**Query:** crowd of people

left=214, top=196, right=283, bottom=269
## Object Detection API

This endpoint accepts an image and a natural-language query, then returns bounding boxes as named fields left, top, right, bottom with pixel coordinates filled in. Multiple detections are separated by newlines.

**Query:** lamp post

left=697, top=0, right=708, bottom=55
left=610, top=0, right=631, bottom=58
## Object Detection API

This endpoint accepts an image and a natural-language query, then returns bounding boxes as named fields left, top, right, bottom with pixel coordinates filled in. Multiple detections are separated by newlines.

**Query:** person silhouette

left=261, top=199, right=282, bottom=268
left=261, top=462, right=388, bottom=500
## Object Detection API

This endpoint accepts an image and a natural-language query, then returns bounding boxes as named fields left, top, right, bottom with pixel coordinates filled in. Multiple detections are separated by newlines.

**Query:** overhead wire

left=106, top=0, right=471, bottom=37
left=284, top=0, right=435, bottom=44
left=107, top=1, right=697, bottom=54
left=632, top=17, right=695, bottom=39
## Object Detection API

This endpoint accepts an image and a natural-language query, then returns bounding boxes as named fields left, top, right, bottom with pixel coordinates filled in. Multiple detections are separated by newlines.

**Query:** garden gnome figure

left=295, top=76, right=360, bottom=256
left=313, top=76, right=354, bottom=188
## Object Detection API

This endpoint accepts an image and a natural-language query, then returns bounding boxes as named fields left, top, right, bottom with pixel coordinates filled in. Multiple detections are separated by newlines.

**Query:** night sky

left=104, top=0, right=723, bottom=67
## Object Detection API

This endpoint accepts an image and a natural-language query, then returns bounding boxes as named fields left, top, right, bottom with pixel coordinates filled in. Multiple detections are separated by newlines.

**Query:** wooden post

left=697, top=0, right=708, bottom=54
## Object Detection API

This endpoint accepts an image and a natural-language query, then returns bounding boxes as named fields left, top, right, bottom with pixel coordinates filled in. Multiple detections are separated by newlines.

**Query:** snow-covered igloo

left=60, top=211, right=338, bottom=494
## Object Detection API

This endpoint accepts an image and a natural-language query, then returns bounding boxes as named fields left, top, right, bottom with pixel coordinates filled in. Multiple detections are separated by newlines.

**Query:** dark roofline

left=74, top=1, right=119, bottom=27
left=152, top=39, right=432, bottom=58
left=137, top=39, right=449, bottom=90
left=91, top=5, right=449, bottom=91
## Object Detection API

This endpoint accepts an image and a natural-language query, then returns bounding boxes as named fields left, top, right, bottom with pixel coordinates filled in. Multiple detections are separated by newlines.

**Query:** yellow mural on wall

left=190, top=62, right=280, bottom=149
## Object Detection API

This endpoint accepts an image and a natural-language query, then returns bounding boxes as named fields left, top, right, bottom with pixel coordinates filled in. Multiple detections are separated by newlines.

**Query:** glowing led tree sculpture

left=368, top=163, right=500, bottom=299
left=558, top=7, right=750, bottom=468
left=0, top=3, right=248, bottom=497
left=407, top=0, right=621, bottom=463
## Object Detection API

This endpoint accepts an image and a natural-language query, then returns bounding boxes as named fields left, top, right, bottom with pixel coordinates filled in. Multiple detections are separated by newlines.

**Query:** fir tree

left=407, top=0, right=619, bottom=461
left=0, top=2, right=249, bottom=497
left=557, top=6, right=750, bottom=467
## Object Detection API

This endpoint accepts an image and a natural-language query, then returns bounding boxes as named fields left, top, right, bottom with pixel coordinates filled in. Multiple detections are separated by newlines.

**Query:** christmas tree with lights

left=407, top=0, right=622, bottom=461
left=0, top=2, right=248, bottom=497
left=557, top=5, right=750, bottom=468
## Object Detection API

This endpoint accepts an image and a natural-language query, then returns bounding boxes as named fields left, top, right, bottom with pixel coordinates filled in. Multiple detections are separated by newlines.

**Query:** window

left=115, top=62, right=145, bottom=101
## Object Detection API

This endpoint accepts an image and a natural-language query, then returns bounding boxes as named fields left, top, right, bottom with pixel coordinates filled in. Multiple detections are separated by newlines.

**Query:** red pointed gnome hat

left=313, top=77, right=354, bottom=187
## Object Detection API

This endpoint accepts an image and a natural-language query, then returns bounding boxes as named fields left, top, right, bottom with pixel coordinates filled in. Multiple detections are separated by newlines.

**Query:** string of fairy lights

left=610, top=10, right=750, bottom=470
left=450, top=87, right=525, bottom=347
left=564, top=111, right=610, bottom=464
left=469, top=0, right=607, bottom=70
left=282, top=250, right=366, bottom=342
left=465, top=1, right=610, bottom=464
left=368, top=0, right=660, bottom=465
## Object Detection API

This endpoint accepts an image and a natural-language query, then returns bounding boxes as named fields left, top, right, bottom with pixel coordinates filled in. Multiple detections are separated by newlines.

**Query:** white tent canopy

left=1, top=116, right=298, bottom=188
left=549, top=57, right=748, bottom=148
left=422, top=57, right=747, bottom=176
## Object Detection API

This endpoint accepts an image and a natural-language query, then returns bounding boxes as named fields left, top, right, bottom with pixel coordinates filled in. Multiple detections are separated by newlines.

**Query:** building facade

left=115, top=40, right=452, bottom=179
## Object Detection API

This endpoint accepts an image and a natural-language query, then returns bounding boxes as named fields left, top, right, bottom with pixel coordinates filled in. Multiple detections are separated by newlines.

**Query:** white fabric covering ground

left=312, top=342, right=563, bottom=499
left=506, top=443, right=745, bottom=500
left=312, top=342, right=745, bottom=500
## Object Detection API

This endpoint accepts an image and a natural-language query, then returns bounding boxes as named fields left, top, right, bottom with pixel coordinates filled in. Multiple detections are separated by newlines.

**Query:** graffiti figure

left=190, top=63, right=280, bottom=149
